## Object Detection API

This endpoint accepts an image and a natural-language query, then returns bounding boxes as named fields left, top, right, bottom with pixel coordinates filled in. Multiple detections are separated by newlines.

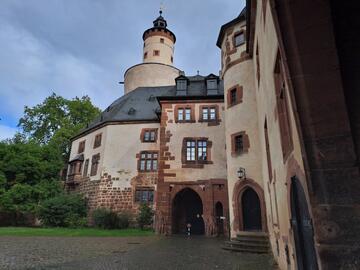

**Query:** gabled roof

left=216, top=7, right=246, bottom=48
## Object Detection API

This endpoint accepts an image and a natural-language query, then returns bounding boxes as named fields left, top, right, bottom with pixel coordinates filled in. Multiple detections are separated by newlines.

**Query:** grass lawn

left=0, top=227, right=154, bottom=237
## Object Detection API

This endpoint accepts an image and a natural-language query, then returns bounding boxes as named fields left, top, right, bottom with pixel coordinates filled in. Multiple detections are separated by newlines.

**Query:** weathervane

left=160, top=2, right=165, bottom=15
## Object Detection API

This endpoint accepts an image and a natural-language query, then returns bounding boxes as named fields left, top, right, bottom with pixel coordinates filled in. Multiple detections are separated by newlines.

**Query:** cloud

left=0, top=0, right=245, bottom=128
left=0, top=125, right=18, bottom=140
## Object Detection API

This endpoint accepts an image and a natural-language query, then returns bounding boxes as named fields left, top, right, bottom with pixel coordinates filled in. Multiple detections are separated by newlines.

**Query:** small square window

left=94, top=134, right=102, bottom=148
left=153, top=50, right=160, bottom=56
left=234, top=32, right=245, bottom=47
left=143, top=129, right=157, bottom=142
left=144, top=52, right=148, bottom=59
left=160, top=38, right=164, bottom=43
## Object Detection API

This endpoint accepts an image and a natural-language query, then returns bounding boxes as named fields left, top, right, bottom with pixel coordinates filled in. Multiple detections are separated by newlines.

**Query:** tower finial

left=160, top=2, right=164, bottom=15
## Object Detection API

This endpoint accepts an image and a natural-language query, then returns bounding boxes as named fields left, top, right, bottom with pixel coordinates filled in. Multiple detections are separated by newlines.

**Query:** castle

left=66, top=1, right=360, bottom=269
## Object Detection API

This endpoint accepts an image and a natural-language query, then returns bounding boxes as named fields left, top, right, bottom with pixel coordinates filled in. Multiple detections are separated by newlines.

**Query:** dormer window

left=206, top=79, right=218, bottom=95
left=176, top=79, right=187, bottom=96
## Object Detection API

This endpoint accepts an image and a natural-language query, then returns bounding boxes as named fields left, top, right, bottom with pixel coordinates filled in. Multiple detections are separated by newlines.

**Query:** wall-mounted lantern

left=237, top=167, right=246, bottom=180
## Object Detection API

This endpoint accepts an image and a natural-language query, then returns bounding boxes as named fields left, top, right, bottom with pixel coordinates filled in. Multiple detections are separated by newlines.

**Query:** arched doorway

left=290, top=177, right=318, bottom=270
left=172, top=188, right=205, bottom=235
left=215, top=201, right=224, bottom=235
left=241, top=188, right=262, bottom=231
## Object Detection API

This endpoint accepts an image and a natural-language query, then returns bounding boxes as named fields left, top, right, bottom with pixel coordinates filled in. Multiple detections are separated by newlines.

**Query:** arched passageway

left=241, top=187, right=262, bottom=231
left=172, top=188, right=204, bottom=235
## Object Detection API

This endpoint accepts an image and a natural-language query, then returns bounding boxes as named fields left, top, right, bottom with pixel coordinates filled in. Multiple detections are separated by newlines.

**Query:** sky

left=0, top=0, right=245, bottom=140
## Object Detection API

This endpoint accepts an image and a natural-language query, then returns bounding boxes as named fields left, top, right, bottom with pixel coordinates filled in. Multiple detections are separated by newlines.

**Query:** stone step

left=236, top=231, right=268, bottom=237
left=226, top=240, right=269, bottom=249
left=222, top=245, right=269, bottom=254
left=234, top=236, right=269, bottom=243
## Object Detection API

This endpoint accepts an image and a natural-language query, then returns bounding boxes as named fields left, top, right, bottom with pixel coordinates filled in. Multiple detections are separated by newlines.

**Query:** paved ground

left=0, top=236, right=274, bottom=270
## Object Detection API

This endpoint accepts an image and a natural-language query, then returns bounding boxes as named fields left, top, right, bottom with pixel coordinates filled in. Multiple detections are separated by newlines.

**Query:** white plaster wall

left=252, top=1, right=309, bottom=269
left=163, top=102, right=227, bottom=182
left=69, top=126, right=107, bottom=181
left=143, top=35, right=174, bottom=65
left=102, top=123, right=160, bottom=189
left=124, top=63, right=180, bottom=94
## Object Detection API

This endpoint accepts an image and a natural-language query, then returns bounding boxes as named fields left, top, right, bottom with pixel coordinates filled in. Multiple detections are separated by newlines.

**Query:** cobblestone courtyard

left=0, top=236, right=274, bottom=270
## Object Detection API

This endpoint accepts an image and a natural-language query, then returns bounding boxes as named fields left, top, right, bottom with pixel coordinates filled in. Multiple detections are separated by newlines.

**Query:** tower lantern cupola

left=142, top=10, right=176, bottom=66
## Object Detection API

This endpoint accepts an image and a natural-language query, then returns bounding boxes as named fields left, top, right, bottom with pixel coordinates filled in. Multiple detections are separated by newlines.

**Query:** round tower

left=124, top=10, right=180, bottom=94
left=142, top=10, right=176, bottom=65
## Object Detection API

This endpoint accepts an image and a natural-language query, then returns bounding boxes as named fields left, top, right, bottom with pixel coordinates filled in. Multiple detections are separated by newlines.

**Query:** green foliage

left=0, top=140, right=63, bottom=188
left=18, top=93, right=101, bottom=161
left=92, top=208, right=131, bottom=229
left=136, top=203, right=154, bottom=230
left=0, top=184, right=37, bottom=213
left=38, top=194, right=87, bottom=227
left=92, top=208, right=119, bottom=229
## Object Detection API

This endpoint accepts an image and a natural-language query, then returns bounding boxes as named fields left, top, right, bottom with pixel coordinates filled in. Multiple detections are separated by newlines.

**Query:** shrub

left=137, top=203, right=154, bottom=230
left=92, top=209, right=131, bottom=229
left=38, top=194, right=87, bottom=227
left=92, top=208, right=119, bottom=229
left=118, top=212, right=131, bottom=229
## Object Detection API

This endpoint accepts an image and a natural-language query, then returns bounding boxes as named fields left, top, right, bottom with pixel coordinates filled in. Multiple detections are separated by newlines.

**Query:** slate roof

left=74, top=75, right=224, bottom=139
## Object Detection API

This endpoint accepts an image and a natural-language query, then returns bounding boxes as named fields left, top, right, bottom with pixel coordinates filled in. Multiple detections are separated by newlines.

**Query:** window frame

left=200, top=106, right=218, bottom=122
left=78, top=140, right=85, bottom=154
left=153, top=50, right=160, bottom=56
left=182, top=138, right=212, bottom=167
left=134, top=188, right=154, bottom=203
left=175, top=106, right=194, bottom=123
left=141, top=128, right=157, bottom=143
left=231, top=131, right=249, bottom=156
left=90, top=153, right=100, bottom=176
left=138, top=151, right=158, bottom=172
left=93, top=133, right=102, bottom=149
left=234, top=31, right=245, bottom=47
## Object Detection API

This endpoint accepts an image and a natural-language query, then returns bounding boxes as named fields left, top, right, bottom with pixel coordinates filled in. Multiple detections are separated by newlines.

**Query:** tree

left=0, top=140, right=63, bottom=187
left=137, top=203, right=154, bottom=230
left=18, top=93, right=101, bottom=161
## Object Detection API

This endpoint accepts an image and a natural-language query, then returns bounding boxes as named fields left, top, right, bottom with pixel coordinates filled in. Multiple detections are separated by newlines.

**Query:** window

left=201, top=107, right=217, bottom=121
left=83, top=159, right=89, bottom=177
left=153, top=50, right=160, bottom=56
left=171, top=56, right=173, bottom=63
left=176, top=107, right=193, bottom=122
left=185, top=108, right=191, bottom=121
left=178, top=109, right=184, bottom=121
left=256, top=43, right=260, bottom=86
left=142, top=129, right=157, bottom=142
left=176, top=80, right=187, bottom=91
left=264, top=119, right=273, bottom=181
left=90, top=154, right=100, bottom=176
left=234, top=135, right=243, bottom=153
left=139, top=152, right=158, bottom=172
left=197, top=140, right=207, bottom=161
left=206, top=79, right=217, bottom=90
left=274, top=51, right=293, bottom=159
left=231, top=131, right=249, bottom=156
left=230, top=89, right=237, bottom=105
left=144, top=52, right=148, bottom=59
left=186, top=140, right=196, bottom=161
left=185, top=139, right=208, bottom=162
left=160, top=38, right=164, bottom=43
left=135, top=189, right=154, bottom=203
left=234, top=32, right=245, bottom=47
left=94, top=134, right=102, bottom=148
left=78, top=141, right=85, bottom=154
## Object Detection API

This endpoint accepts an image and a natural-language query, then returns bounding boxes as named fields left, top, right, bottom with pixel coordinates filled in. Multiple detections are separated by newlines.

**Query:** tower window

left=231, top=131, right=250, bottom=156
left=144, top=52, right=148, bottom=59
left=234, top=135, right=243, bottom=153
left=171, top=56, right=173, bottom=63
left=153, top=50, right=160, bottom=56
left=230, top=89, right=237, bottom=105
left=234, top=31, right=245, bottom=47
left=160, top=38, right=164, bottom=43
